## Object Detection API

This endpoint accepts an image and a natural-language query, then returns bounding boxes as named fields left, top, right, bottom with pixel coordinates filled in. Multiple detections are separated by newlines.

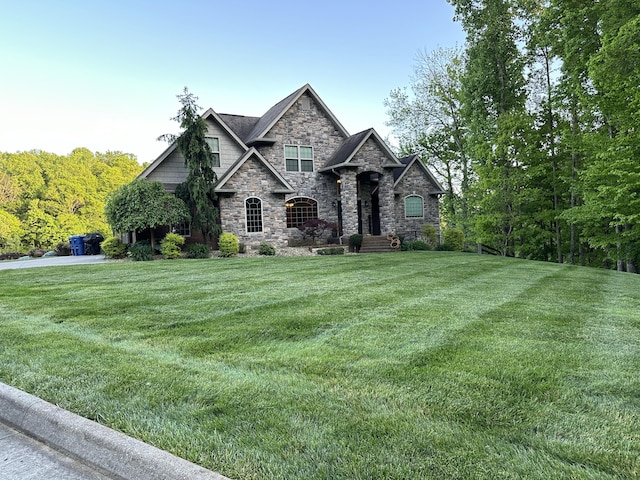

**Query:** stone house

left=140, top=84, right=444, bottom=247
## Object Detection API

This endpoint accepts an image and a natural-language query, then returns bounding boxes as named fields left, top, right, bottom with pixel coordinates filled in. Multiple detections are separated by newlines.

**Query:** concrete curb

left=0, top=382, right=231, bottom=480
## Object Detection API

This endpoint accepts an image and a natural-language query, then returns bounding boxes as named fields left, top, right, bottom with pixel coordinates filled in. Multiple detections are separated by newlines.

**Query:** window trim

left=404, top=194, right=424, bottom=219
left=284, top=144, right=314, bottom=172
left=285, top=196, right=319, bottom=228
left=171, top=222, right=191, bottom=237
left=245, top=196, right=263, bottom=233
left=205, top=136, right=221, bottom=167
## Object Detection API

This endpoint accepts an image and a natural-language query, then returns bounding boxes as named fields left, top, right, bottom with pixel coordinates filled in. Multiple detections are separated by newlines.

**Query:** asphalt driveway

left=0, top=255, right=107, bottom=270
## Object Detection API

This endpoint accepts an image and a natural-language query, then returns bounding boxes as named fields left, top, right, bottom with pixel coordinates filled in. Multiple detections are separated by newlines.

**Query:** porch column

left=339, top=170, right=358, bottom=236
left=378, top=172, right=396, bottom=234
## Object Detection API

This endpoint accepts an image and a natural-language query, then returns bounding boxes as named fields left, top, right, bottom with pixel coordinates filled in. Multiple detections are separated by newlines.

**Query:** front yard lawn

left=1, top=252, right=639, bottom=479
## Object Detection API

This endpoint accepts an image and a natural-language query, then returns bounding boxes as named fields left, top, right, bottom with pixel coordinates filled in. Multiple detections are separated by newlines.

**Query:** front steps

left=359, top=235, right=400, bottom=253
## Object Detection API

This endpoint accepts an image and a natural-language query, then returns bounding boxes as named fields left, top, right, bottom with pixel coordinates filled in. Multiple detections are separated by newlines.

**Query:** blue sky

left=0, top=1, right=464, bottom=163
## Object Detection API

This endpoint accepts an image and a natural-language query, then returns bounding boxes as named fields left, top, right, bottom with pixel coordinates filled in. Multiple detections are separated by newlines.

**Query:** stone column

left=378, top=171, right=396, bottom=234
left=339, top=169, right=358, bottom=235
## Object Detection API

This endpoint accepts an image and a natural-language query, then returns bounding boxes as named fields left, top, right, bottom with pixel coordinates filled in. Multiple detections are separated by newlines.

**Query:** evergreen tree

left=161, top=88, right=221, bottom=244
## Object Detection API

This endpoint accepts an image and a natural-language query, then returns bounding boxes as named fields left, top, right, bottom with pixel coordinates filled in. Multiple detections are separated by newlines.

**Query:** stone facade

left=140, top=84, right=443, bottom=248
left=394, top=161, right=442, bottom=241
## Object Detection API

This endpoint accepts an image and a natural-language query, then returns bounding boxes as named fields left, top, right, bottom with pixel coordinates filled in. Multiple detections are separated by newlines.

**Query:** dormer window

left=285, top=145, right=313, bottom=172
left=205, top=137, right=221, bottom=167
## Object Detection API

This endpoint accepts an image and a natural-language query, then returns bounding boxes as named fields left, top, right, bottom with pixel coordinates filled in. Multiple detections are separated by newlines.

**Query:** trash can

left=83, top=233, right=104, bottom=255
left=69, top=235, right=85, bottom=256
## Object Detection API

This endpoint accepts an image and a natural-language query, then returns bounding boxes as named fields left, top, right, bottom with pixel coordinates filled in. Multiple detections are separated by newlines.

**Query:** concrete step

left=359, top=235, right=400, bottom=253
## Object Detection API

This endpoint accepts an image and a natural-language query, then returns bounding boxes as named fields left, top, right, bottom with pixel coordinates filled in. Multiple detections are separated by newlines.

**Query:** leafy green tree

left=105, top=179, right=190, bottom=248
left=576, top=4, right=640, bottom=272
left=0, top=149, right=141, bottom=251
left=0, top=210, right=22, bottom=251
left=449, top=0, right=528, bottom=256
left=160, top=88, right=220, bottom=244
left=385, top=47, right=472, bottom=235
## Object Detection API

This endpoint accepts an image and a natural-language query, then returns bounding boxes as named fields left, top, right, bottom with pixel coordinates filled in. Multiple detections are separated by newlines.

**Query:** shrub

left=184, top=243, right=211, bottom=259
left=218, top=232, right=239, bottom=257
left=259, top=242, right=276, bottom=256
left=443, top=228, right=465, bottom=251
left=407, top=240, right=430, bottom=251
left=101, top=236, right=127, bottom=259
left=436, top=243, right=455, bottom=251
left=129, top=242, right=154, bottom=261
left=297, top=218, right=336, bottom=243
left=161, top=232, right=185, bottom=260
left=348, top=234, right=363, bottom=247
left=55, top=241, right=71, bottom=256
left=316, top=247, right=345, bottom=255
left=421, top=224, right=438, bottom=249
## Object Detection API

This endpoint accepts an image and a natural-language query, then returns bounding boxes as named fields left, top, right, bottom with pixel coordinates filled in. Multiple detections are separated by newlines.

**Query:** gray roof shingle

left=217, top=114, right=260, bottom=143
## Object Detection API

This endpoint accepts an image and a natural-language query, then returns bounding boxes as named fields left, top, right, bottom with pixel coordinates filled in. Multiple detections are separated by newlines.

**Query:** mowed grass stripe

left=1, top=252, right=638, bottom=479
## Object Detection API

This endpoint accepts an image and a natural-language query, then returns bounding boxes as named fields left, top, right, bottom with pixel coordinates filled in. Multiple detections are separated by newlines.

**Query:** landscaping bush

left=421, top=224, right=438, bottom=249
left=443, top=228, right=465, bottom=251
left=436, top=243, right=455, bottom=251
left=129, top=242, right=154, bottom=261
left=316, top=247, right=345, bottom=255
left=55, top=241, right=71, bottom=256
left=184, top=243, right=211, bottom=259
left=161, top=232, right=185, bottom=260
left=101, top=236, right=127, bottom=259
left=218, top=232, right=239, bottom=257
left=259, top=242, right=276, bottom=256
left=348, top=234, right=363, bottom=252
left=0, top=252, right=22, bottom=261
left=297, top=219, right=336, bottom=243
left=407, top=240, right=430, bottom=251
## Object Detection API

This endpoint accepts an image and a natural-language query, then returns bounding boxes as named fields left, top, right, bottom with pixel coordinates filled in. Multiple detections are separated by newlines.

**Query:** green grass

left=0, top=252, right=639, bottom=479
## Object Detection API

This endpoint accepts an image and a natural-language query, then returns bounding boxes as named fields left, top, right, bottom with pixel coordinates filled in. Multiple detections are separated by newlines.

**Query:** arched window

left=285, top=197, right=318, bottom=228
left=404, top=195, right=424, bottom=218
left=245, top=197, right=263, bottom=233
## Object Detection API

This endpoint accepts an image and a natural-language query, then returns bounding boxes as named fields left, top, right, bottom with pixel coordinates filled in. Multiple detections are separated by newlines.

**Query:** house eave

left=318, top=162, right=364, bottom=172
left=247, top=137, right=277, bottom=146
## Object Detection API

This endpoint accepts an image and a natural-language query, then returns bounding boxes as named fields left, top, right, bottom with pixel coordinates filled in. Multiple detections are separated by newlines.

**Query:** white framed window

left=171, top=222, right=191, bottom=237
left=205, top=137, right=220, bottom=167
left=404, top=195, right=424, bottom=218
left=245, top=197, right=263, bottom=233
left=285, top=197, right=318, bottom=228
left=285, top=145, right=313, bottom=172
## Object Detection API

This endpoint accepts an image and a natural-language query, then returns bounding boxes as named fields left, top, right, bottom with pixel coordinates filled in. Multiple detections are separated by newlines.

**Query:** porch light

left=285, top=201, right=294, bottom=208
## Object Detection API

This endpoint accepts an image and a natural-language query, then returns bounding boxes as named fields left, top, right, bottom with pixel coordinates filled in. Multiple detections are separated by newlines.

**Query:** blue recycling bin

left=69, top=235, right=86, bottom=256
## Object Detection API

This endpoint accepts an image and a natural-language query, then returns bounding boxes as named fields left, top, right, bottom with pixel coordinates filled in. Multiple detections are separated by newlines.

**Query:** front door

left=371, top=192, right=381, bottom=235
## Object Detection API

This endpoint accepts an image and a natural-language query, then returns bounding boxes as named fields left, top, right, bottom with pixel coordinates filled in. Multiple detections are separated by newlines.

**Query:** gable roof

left=319, top=129, right=404, bottom=172
left=139, top=109, right=249, bottom=179
left=394, top=154, right=446, bottom=194
left=215, top=147, right=295, bottom=194
left=243, top=84, right=350, bottom=145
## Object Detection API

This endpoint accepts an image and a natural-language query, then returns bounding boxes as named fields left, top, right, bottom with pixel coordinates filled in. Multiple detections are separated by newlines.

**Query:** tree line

left=385, top=0, right=639, bottom=272
left=0, top=148, right=142, bottom=252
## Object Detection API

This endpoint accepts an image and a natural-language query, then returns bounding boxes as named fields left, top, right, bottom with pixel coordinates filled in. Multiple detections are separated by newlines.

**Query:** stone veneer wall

left=344, top=137, right=397, bottom=235
left=255, top=92, right=346, bottom=235
left=394, top=164, right=441, bottom=241
left=219, top=155, right=289, bottom=247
